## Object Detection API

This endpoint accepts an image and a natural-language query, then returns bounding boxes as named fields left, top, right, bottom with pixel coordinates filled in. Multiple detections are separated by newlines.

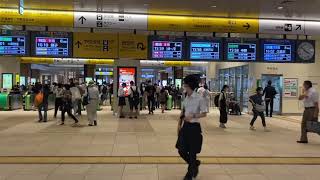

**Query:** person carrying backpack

left=128, top=81, right=140, bottom=119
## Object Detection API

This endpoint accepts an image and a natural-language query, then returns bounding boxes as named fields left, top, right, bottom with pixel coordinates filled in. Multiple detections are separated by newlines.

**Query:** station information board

left=0, top=31, right=29, bottom=56
left=261, top=39, right=295, bottom=62
left=188, top=37, right=222, bottom=60
left=152, top=41, right=183, bottom=59
left=31, top=31, right=72, bottom=57
left=225, top=39, right=258, bottom=61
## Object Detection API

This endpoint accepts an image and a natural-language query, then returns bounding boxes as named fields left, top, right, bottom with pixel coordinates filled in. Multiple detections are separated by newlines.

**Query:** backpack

left=214, top=93, right=220, bottom=107
left=34, top=92, right=44, bottom=107
left=131, top=87, right=140, bottom=104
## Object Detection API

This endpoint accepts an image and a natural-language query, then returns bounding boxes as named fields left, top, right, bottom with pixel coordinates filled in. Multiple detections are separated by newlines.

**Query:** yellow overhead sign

left=20, top=57, right=54, bottom=64
left=164, top=61, right=192, bottom=67
left=148, top=15, right=259, bottom=33
left=119, top=34, right=148, bottom=59
left=73, top=32, right=118, bottom=59
left=0, top=8, right=73, bottom=27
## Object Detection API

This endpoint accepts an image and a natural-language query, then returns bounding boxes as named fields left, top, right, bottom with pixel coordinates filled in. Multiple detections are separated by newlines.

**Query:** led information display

left=35, top=37, right=69, bottom=56
left=152, top=41, right=183, bottom=59
left=190, top=42, right=220, bottom=60
left=0, top=31, right=29, bottom=56
left=227, top=43, right=257, bottom=61
left=262, top=39, right=295, bottom=62
left=31, top=31, right=72, bottom=57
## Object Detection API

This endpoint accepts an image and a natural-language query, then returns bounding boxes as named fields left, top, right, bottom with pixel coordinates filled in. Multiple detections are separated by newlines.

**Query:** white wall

left=0, top=57, right=20, bottom=89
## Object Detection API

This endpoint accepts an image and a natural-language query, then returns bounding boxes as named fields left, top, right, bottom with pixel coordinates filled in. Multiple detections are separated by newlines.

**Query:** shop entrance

left=261, top=74, right=283, bottom=115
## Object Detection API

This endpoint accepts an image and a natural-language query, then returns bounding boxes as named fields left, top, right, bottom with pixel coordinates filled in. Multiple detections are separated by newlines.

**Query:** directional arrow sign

left=296, top=24, right=302, bottom=30
left=243, top=23, right=251, bottom=30
left=78, top=16, right=86, bottom=24
left=75, top=41, right=82, bottom=48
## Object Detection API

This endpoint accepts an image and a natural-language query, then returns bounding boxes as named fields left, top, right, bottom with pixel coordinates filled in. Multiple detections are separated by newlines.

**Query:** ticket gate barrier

left=0, top=93, right=23, bottom=111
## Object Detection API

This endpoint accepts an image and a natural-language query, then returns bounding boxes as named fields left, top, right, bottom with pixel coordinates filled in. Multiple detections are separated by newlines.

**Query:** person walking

left=297, top=81, right=319, bottom=144
left=249, top=87, right=270, bottom=132
left=118, top=82, right=126, bottom=118
left=53, top=83, right=64, bottom=118
left=263, top=80, right=277, bottom=117
left=219, top=85, right=229, bottom=128
left=70, top=82, right=81, bottom=116
left=60, top=84, right=79, bottom=126
left=145, top=80, right=156, bottom=114
left=198, top=84, right=210, bottom=112
left=128, top=81, right=140, bottom=119
left=159, top=88, right=168, bottom=113
left=176, top=75, right=207, bottom=180
left=36, top=83, right=50, bottom=123
left=86, top=81, right=100, bottom=126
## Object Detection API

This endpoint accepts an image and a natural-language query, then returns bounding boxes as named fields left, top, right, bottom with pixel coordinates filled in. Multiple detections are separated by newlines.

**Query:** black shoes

left=297, top=141, right=308, bottom=144
left=94, top=121, right=97, bottom=126
left=119, top=116, right=125, bottom=118
left=193, top=160, right=201, bottom=178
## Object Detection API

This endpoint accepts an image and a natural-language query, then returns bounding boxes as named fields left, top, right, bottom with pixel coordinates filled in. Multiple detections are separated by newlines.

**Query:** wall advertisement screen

left=2, top=73, right=13, bottom=89
left=118, top=67, right=137, bottom=96
left=31, top=31, right=72, bottom=57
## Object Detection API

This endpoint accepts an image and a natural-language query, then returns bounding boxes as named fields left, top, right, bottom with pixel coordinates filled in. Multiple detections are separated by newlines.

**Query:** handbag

left=254, top=104, right=265, bottom=112
left=82, top=87, right=90, bottom=106
left=34, top=92, right=44, bottom=107
left=306, top=120, right=320, bottom=135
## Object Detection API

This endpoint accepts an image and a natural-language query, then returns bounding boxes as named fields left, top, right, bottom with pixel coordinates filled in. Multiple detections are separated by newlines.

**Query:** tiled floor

left=0, top=164, right=319, bottom=180
left=0, top=107, right=319, bottom=157
left=0, top=107, right=320, bottom=179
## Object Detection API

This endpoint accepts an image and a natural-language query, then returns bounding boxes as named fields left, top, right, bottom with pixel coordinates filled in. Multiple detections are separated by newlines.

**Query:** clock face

left=297, top=42, right=315, bottom=61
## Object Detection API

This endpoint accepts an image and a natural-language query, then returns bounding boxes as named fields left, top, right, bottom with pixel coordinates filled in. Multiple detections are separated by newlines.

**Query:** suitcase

left=306, top=120, right=320, bottom=135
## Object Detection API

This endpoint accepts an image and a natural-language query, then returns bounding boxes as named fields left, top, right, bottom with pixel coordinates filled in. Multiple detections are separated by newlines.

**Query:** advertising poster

left=283, top=78, right=298, bottom=97
left=118, top=67, right=136, bottom=96
left=2, top=73, right=13, bottom=89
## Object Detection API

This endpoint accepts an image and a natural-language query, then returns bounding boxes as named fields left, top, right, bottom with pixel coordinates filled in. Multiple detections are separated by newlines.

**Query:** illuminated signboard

left=2, top=73, right=13, bottom=89
left=225, top=38, right=258, bottom=61
left=118, top=67, right=136, bottom=96
left=149, top=36, right=185, bottom=60
left=262, top=39, right=295, bottom=62
left=0, top=31, right=29, bottom=56
left=190, top=42, right=220, bottom=60
left=31, top=31, right=72, bottom=57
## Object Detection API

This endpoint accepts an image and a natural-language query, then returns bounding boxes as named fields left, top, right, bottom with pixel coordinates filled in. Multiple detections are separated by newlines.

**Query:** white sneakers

left=249, top=126, right=256, bottom=131
left=219, top=123, right=227, bottom=129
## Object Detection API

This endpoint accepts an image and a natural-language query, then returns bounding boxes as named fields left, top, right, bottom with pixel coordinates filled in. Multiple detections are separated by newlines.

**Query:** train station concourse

left=1, top=0, right=320, bottom=180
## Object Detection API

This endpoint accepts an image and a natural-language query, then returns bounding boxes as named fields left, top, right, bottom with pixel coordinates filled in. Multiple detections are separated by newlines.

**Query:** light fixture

left=277, top=6, right=284, bottom=10
left=143, top=4, right=149, bottom=6
left=211, top=5, right=217, bottom=8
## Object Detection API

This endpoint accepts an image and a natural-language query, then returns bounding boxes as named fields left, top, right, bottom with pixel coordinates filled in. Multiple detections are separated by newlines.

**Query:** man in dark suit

left=263, top=80, right=277, bottom=117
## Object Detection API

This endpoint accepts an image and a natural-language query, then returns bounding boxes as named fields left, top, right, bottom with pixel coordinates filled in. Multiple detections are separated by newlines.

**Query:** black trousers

left=61, top=106, right=78, bottom=123
left=265, top=99, right=274, bottom=117
left=176, top=122, right=202, bottom=177
left=219, top=108, right=228, bottom=124
left=147, top=96, right=155, bottom=113
left=250, top=110, right=266, bottom=127
left=54, top=98, right=63, bottom=117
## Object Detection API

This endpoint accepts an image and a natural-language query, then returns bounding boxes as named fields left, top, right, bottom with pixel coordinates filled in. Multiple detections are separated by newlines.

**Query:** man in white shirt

left=176, top=75, right=207, bottom=180
left=70, top=82, right=81, bottom=116
left=297, top=80, right=319, bottom=143
left=128, top=81, right=139, bottom=119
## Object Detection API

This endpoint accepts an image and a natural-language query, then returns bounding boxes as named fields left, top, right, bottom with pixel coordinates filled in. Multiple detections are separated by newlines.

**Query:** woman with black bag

left=249, top=87, right=270, bottom=132
left=60, top=84, right=79, bottom=126
left=176, top=75, right=207, bottom=180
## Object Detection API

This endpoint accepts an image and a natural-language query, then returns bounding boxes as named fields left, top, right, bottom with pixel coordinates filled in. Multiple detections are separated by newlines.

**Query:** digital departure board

left=190, top=42, right=220, bottom=60
left=0, top=31, right=29, bottom=56
left=152, top=41, right=183, bottom=59
left=35, top=37, right=69, bottom=56
left=31, top=31, right=72, bottom=57
left=227, top=43, right=256, bottom=60
left=261, top=39, right=295, bottom=62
